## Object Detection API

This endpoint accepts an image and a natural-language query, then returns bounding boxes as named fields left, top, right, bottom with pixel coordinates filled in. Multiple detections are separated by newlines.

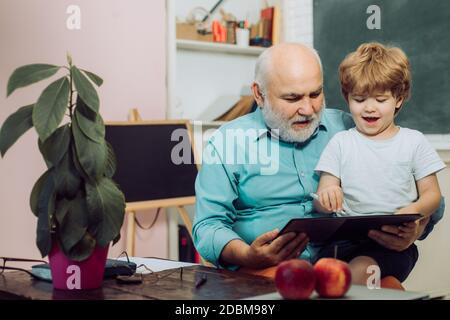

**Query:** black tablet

left=279, top=214, right=423, bottom=242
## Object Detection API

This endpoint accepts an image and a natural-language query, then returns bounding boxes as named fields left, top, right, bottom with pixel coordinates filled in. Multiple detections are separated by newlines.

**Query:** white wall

left=0, top=0, right=168, bottom=261
left=281, top=0, right=313, bottom=46
left=404, top=155, right=450, bottom=295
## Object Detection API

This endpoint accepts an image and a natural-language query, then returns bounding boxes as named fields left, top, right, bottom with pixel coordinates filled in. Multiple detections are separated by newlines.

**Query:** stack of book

left=250, top=6, right=280, bottom=47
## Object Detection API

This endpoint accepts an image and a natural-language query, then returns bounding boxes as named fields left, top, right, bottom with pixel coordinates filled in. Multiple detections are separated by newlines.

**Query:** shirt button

left=301, top=172, right=305, bottom=177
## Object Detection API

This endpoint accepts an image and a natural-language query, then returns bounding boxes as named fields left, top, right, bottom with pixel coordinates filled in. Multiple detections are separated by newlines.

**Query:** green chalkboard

left=313, top=0, right=450, bottom=133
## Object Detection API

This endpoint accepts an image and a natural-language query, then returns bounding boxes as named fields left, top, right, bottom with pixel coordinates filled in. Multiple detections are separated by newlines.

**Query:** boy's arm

left=396, top=173, right=442, bottom=218
left=369, top=175, right=443, bottom=250
left=314, top=172, right=343, bottom=214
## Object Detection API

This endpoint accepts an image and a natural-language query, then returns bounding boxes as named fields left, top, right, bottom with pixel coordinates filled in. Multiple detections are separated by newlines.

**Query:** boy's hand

left=316, top=186, right=344, bottom=213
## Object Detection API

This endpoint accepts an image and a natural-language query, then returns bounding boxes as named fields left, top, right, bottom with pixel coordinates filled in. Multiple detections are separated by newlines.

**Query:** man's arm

left=220, top=231, right=309, bottom=269
left=193, top=141, right=309, bottom=269
left=192, top=141, right=242, bottom=268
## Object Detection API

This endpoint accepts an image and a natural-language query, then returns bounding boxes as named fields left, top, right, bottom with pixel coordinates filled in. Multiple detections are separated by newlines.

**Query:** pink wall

left=0, top=0, right=168, bottom=260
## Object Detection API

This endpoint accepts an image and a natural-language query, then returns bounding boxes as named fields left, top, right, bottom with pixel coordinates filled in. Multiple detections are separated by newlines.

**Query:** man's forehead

left=267, top=62, right=322, bottom=92
left=268, top=73, right=323, bottom=95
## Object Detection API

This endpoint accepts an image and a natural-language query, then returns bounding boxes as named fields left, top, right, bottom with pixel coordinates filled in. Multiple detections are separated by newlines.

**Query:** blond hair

left=339, top=42, right=411, bottom=104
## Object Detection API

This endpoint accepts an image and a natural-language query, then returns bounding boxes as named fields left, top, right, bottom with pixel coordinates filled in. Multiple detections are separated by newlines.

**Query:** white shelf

left=176, top=39, right=265, bottom=56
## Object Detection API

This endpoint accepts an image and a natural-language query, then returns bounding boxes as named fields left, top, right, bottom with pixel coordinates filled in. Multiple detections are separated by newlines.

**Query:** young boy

left=313, top=42, right=446, bottom=285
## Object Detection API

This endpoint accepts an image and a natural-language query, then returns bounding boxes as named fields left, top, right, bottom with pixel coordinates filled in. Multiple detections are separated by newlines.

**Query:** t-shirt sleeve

left=315, top=134, right=342, bottom=178
left=413, top=133, right=446, bottom=180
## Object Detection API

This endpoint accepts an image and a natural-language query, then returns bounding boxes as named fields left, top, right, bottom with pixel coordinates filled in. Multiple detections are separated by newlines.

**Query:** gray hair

left=254, top=44, right=323, bottom=94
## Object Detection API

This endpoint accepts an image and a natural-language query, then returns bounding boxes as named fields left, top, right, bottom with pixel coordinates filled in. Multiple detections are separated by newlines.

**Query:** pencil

left=310, top=193, right=346, bottom=215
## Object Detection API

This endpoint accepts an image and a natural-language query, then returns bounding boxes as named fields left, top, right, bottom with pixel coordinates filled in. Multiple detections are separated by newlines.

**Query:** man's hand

left=368, top=217, right=430, bottom=252
left=316, top=185, right=344, bottom=213
left=243, top=229, right=309, bottom=268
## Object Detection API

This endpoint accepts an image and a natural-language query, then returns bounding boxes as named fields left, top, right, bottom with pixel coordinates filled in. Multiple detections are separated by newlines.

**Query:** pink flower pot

left=48, top=243, right=109, bottom=290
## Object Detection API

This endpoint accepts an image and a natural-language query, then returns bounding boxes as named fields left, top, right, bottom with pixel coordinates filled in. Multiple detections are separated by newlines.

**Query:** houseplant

left=0, top=55, right=126, bottom=289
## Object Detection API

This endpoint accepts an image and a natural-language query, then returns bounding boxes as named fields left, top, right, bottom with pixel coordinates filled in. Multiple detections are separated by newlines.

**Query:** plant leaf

left=113, top=233, right=121, bottom=245
left=33, top=77, right=70, bottom=142
left=38, top=124, right=71, bottom=168
left=104, top=142, right=117, bottom=178
left=86, top=178, right=125, bottom=247
left=0, top=104, right=34, bottom=157
left=72, top=114, right=107, bottom=181
left=72, top=66, right=99, bottom=113
left=76, top=95, right=97, bottom=121
left=71, top=143, right=89, bottom=180
left=58, top=193, right=89, bottom=255
left=66, top=232, right=96, bottom=262
left=81, top=69, right=103, bottom=87
left=75, top=106, right=105, bottom=143
left=36, top=170, right=56, bottom=257
left=30, top=170, right=51, bottom=217
left=54, top=197, right=71, bottom=225
left=53, top=146, right=83, bottom=199
left=7, top=64, right=60, bottom=97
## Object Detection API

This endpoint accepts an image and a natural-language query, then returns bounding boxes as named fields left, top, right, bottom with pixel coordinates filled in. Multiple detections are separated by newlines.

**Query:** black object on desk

left=195, top=273, right=207, bottom=289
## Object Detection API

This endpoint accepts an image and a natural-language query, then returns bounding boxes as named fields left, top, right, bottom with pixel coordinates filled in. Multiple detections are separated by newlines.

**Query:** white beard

left=261, top=100, right=324, bottom=143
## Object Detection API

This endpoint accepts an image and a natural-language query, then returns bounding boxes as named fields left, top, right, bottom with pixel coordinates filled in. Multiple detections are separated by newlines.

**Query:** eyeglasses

left=116, top=264, right=184, bottom=285
left=114, top=251, right=184, bottom=285
left=0, top=257, right=48, bottom=280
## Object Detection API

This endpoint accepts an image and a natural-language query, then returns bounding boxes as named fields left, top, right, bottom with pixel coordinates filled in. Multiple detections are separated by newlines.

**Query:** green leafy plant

left=0, top=54, right=125, bottom=261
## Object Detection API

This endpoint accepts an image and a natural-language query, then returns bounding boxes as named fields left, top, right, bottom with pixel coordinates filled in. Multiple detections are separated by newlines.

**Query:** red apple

left=314, top=258, right=352, bottom=298
left=275, top=259, right=316, bottom=300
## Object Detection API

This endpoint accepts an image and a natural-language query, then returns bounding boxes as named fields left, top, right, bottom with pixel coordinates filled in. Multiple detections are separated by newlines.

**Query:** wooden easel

left=123, top=109, right=205, bottom=264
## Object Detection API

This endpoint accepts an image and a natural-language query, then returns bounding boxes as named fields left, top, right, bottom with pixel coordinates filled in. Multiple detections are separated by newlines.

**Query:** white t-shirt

left=315, top=127, right=446, bottom=216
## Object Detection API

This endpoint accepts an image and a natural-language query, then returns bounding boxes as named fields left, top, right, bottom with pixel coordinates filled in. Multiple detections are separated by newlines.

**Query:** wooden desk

left=0, top=263, right=429, bottom=300
left=0, top=265, right=276, bottom=300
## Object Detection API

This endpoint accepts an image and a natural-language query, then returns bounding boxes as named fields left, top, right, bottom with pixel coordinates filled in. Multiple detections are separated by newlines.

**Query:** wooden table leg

left=126, top=211, right=136, bottom=256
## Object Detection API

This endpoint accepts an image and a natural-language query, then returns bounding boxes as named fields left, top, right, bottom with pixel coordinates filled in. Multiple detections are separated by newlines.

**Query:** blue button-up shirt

left=193, top=107, right=444, bottom=268
left=193, top=108, right=354, bottom=267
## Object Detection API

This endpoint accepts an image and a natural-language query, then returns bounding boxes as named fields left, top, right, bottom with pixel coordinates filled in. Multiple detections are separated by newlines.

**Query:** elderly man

left=193, top=43, right=442, bottom=272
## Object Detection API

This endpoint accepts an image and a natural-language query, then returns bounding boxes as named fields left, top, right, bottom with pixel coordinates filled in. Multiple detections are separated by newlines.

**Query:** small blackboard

left=105, top=121, right=198, bottom=203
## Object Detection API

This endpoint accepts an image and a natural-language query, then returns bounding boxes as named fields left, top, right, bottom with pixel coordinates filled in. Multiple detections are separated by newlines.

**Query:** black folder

left=279, top=214, right=423, bottom=242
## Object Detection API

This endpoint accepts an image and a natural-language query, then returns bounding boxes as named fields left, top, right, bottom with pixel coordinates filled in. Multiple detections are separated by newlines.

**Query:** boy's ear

left=394, top=97, right=404, bottom=115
